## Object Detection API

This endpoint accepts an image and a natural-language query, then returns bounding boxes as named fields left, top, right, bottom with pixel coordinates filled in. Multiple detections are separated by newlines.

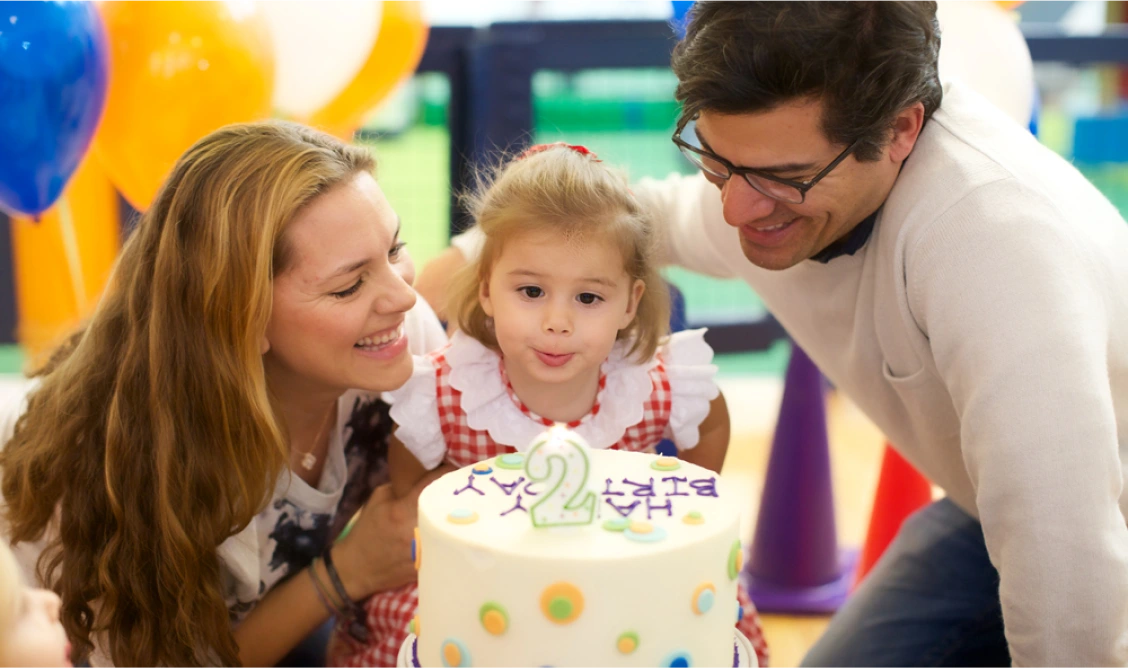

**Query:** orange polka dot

left=629, top=520, right=653, bottom=534
left=442, top=642, right=461, bottom=666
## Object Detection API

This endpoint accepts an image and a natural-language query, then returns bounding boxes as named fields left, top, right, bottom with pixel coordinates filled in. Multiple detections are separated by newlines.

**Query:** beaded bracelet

left=322, top=547, right=371, bottom=643
left=308, top=559, right=346, bottom=618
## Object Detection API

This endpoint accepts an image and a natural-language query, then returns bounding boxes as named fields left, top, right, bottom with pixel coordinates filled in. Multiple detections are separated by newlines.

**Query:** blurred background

left=1, top=1, right=1126, bottom=664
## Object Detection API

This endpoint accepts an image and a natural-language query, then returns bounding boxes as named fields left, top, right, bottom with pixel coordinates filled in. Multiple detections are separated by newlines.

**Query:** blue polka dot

left=624, top=526, right=668, bottom=543
left=662, top=651, right=692, bottom=667
left=449, top=508, right=475, bottom=519
left=410, top=538, right=416, bottom=563
left=696, top=588, right=715, bottom=614
left=737, top=604, right=744, bottom=623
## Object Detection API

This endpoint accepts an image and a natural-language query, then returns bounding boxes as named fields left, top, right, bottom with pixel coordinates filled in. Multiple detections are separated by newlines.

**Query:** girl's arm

left=389, top=433, right=434, bottom=498
left=676, top=391, right=730, bottom=474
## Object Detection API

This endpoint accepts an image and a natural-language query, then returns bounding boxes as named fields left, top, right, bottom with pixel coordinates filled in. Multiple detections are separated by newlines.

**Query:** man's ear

left=888, top=102, right=926, bottom=163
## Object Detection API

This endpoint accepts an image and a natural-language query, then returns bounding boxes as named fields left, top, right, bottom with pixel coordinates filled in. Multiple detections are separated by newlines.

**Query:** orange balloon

left=12, top=151, right=121, bottom=363
left=308, top=1, right=429, bottom=140
left=93, top=1, right=274, bottom=211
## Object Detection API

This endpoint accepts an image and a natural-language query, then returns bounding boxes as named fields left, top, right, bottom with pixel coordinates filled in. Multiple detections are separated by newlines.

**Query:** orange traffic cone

left=853, top=444, right=933, bottom=588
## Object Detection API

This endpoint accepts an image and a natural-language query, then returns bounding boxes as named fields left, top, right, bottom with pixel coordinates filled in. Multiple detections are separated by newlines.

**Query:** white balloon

left=937, top=1, right=1035, bottom=127
left=262, top=1, right=382, bottom=117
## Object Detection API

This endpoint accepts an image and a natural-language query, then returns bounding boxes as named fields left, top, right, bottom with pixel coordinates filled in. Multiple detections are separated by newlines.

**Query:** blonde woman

left=0, top=541, right=69, bottom=667
left=0, top=121, right=447, bottom=666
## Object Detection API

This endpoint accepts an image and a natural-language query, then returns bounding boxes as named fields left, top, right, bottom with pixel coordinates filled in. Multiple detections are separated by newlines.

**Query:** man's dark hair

left=672, top=2, right=942, bottom=161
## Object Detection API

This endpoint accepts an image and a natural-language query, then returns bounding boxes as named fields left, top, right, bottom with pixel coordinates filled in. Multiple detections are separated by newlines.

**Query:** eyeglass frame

left=672, top=115, right=862, bottom=204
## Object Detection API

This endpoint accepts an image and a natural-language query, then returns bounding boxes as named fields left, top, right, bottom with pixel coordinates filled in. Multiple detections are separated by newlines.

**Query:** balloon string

left=57, top=198, right=88, bottom=314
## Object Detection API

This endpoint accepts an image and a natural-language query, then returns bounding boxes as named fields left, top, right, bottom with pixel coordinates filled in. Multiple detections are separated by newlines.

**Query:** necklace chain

left=295, top=407, right=334, bottom=472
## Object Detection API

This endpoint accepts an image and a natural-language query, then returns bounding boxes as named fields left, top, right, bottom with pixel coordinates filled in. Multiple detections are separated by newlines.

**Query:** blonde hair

left=0, top=121, right=374, bottom=666
left=0, top=543, right=20, bottom=644
left=450, top=145, right=670, bottom=362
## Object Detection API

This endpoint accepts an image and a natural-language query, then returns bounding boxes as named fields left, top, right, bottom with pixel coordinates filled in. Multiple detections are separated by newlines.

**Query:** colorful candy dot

left=628, top=520, right=653, bottom=534
left=625, top=525, right=668, bottom=543
left=413, top=527, right=421, bottom=570
left=540, top=582, right=584, bottom=624
left=651, top=456, right=682, bottom=471
left=410, top=615, right=420, bottom=636
left=683, top=511, right=705, bottom=525
left=602, top=518, right=630, bottom=532
left=479, top=602, right=509, bottom=636
left=497, top=453, right=525, bottom=469
left=662, top=651, right=692, bottom=667
left=448, top=509, right=479, bottom=525
left=736, top=603, right=744, bottom=624
left=441, top=638, right=470, bottom=667
left=692, top=582, right=716, bottom=615
left=727, top=540, right=743, bottom=580
left=472, top=463, right=493, bottom=475
left=616, top=631, right=639, bottom=655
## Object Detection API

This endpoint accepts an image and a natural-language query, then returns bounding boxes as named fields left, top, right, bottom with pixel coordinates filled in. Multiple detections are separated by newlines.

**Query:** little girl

left=0, top=542, right=70, bottom=667
left=329, top=143, right=769, bottom=667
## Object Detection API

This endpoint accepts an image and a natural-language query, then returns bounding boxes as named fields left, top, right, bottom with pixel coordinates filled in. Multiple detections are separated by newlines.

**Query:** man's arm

left=910, top=181, right=1128, bottom=666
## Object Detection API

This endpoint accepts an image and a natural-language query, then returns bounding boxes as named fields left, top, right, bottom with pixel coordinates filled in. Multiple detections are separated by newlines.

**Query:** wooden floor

left=716, top=376, right=889, bottom=667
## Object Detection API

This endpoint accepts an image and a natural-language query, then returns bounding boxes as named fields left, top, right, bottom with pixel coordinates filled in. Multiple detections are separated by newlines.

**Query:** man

left=417, top=3, right=1128, bottom=665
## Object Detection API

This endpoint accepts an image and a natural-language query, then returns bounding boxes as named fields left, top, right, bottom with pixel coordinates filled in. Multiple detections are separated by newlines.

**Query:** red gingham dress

left=327, top=337, right=769, bottom=667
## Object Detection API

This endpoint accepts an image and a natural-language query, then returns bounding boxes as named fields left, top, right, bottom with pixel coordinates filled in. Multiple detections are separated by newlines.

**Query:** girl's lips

left=535, top=350, right=574, bottom=367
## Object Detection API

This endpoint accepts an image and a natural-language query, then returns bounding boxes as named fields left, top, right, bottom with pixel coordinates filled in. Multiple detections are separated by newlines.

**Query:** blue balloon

left=671, top=1, right=695, bottom=39
left=0, top=1, right=109, bottom=217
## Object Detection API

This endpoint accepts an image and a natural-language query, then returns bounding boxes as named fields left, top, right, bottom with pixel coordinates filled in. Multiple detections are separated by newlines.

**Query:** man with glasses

left=418, top=3, right=1128, bottom=665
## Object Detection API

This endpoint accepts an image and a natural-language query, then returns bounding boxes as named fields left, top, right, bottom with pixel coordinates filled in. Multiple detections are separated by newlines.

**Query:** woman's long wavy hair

left=0, top=121, right=374, bottom=666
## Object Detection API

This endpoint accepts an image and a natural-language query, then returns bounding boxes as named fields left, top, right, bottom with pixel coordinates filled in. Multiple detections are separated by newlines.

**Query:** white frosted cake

left=405, top=426, right=755, bottom=667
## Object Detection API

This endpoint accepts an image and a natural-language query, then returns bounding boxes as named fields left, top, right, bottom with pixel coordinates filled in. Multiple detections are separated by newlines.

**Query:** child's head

left=0, top=543, right=69, bottom=667
left=450, top=143, right=670, bottom=386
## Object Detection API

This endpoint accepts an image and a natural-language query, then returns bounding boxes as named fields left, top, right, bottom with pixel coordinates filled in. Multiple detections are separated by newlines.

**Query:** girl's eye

left=331, top=277, right=364, bottom=299
left=577, top=293, right=603, bottom=305
left=519, top=286, right=543, bottom=299
left=389, top=241, right=406, bottom=260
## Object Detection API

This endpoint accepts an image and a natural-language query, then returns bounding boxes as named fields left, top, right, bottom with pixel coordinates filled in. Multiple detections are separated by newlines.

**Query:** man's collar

left=811, top=208, right=879, bottom=264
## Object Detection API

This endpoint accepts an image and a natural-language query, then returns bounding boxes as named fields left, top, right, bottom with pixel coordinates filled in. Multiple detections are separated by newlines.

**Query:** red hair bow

left=517, top=142, right=601, bottom=162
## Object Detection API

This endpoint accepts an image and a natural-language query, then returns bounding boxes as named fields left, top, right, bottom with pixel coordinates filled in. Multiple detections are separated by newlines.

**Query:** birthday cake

left=404, top=426, right=755, bottom=667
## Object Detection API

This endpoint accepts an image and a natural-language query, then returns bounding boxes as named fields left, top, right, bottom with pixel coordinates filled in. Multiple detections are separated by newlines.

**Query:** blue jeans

left=801, top=499, right=1011, bottom=667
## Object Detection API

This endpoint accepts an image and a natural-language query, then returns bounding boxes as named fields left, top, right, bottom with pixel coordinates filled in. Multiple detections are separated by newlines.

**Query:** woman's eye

left=389, top=241, right=406, bottom=260
left=519, top=286, right=543, bottom=299
left=577, top=293, right=603, bottom=305
left=331, top=277, right=364, bottom=299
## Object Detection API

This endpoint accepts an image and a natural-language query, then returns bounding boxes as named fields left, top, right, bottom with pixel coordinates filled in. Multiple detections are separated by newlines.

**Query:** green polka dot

left=616, top=631, right=640, bottom=654
left=496, top=453, right=525, bottom=469
left=602, top=518, right=630, bottom=532
left=728, top=540, right=744, bottom=580
left=548, top=597, right=573, bottom=620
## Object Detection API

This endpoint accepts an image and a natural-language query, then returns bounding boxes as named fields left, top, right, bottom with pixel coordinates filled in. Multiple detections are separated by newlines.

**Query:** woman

left=0, top=121, right=446, bottom=666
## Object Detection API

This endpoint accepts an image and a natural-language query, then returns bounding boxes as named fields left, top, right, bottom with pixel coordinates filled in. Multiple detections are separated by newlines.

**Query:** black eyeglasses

left=672, top=116, right=861, bottom=204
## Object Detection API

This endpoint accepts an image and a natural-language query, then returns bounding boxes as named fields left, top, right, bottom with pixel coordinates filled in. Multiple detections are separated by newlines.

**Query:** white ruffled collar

left=444, top=332, right=657, bottom=450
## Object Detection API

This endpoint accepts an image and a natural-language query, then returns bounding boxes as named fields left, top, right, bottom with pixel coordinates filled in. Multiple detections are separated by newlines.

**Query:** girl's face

left=265, top=172, right=417, bottom=398
left=0, top=586, right=70, bottom=667
left=480, top=227, right=644, bottom=390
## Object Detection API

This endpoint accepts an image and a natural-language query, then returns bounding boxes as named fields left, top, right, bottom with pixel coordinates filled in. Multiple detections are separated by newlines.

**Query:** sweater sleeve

left=907, top=178, right=1128, bottom=666
left=634, top=172, right=737, bottom=278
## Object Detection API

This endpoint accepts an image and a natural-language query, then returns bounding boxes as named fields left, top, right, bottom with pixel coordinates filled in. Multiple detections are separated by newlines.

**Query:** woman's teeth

left=355, top=325, right=402, bottom=348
